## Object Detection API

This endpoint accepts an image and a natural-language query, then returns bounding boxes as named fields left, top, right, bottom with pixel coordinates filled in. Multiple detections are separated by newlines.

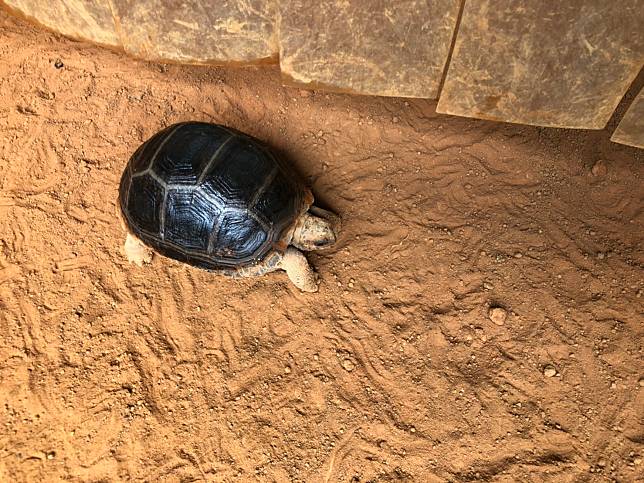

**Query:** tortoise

left=118, top=121, right=339, bottom=292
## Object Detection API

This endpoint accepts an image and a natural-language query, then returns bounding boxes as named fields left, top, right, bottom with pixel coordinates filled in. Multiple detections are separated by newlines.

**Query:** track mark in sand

left=226, top=359, right=277, bottom=398
left=171, top=268, right=196, bottom=311
left=66, top=205, right=89, bottom=223
left=18, top=298, right=44, bottom=356
left=0, top=195, right=15, bottom=207
left=324, top=426, right=360, bottom=483
left=73, top=411, right=122, bottom=469
left=341, top=331, right=392, bottom=386
left=54, top=255, right=93, bottom=272
left=421, top=161, right=464, bottom=184
left=225, top=332, right=338, bottom=397
left=441, top=176, right=474, bottom=211
left=268, top=316, right=299, bottom=338
left=15, top=116, right=43, bottom=152
left=145, top=450, right=214, bottom=483
left=431, top=129, right=492, bottom=153
left=322, top=422, right=438, bottom=482
left=539, top=220, right=594, bottom=271
left=18, top=297, right=58, bottom=361
left=90, top=207, right=117, bottom=226
left=328, top=317, right=440, bottom=434
left=177, top=448, right=209, bottom=481
left=127, top=341, right=166, bottom=419
left=153, top=272, right=196, bottom=358
left=181, top=428, right=234, bottom=479
left=9, top=128, right=62, bottom=195
left=204, top=303, right=245, bottom=374
left=90, top=268, right=130, bottom=305
left=29, top=138, right=62, bottom=194
left=0, top=264, right=20, bottom=284
left=455, top=444, right=576, bottom=480
left=9, top=210, right=29, bottom=253
left=220, top=320, right=242, bottom=371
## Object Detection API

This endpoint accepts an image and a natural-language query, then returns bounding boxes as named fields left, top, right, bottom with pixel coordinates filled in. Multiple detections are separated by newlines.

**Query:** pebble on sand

left=543, top=365, right=557, bottom=377
left=342, top=359, right=355, bottom=372
left=591, top=160, right=608, bottom=177
left=488, top=307, right=507, bottom=326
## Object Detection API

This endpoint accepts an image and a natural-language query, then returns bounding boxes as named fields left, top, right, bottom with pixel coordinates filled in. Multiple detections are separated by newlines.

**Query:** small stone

left=284, top=366, right=291, bottom=374
left=483, top=282, right=494, bottom=290
left=543, top=365, right=557, bottom=377
left=514, top=252, right=523, bottom=258
left=488, top=307, right=507, bottom=326
left=633, top=457, right=642, bottom=465
left=341, top=359, right=355, bottom=372
left=597, top=459, right=606, bottom=467
left=597, top=252, right=605, bottom=260
left=299, top=89, right=312, bottom=98
left=638, top=377, right=644, bottom=387
left=591, top=160, right=608, bottom=176
left=46, top=451, right=56, bottom=460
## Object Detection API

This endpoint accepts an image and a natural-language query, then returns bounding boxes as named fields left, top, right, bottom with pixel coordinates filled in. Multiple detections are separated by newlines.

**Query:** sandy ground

left=1, top=11, right=643, bottom=483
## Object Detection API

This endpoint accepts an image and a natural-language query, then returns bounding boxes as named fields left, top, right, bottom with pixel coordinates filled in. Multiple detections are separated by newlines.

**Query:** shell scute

left=164, top=188, right=222, bottom=251
left=126, top=174, right=164, bottom=235
left=212, top=209, right=269, bottom=260
left=154, top=123, right=231, bottom=185
left=203, top=136, right=275, bottom=205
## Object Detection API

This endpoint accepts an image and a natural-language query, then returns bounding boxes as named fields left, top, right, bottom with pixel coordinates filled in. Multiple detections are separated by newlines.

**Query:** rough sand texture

left=1, top=11, right=643, bottom=483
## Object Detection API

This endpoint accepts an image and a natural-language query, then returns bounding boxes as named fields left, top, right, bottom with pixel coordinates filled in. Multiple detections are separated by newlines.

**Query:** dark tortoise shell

left=118, top=122, right=312, bottom=270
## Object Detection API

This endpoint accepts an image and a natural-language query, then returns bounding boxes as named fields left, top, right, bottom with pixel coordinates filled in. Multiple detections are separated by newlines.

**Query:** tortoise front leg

left=221, top=249, right=317, bottom=293
left=279, top=247, right=318, bottom=292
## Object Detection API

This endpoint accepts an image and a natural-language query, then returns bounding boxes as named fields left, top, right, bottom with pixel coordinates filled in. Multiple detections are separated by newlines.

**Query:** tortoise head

left=291, top=206, right=340, bottom=251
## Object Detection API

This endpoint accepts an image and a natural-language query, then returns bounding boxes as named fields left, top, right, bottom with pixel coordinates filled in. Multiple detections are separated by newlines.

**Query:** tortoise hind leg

left=124, top=233, right=153, bottom=266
